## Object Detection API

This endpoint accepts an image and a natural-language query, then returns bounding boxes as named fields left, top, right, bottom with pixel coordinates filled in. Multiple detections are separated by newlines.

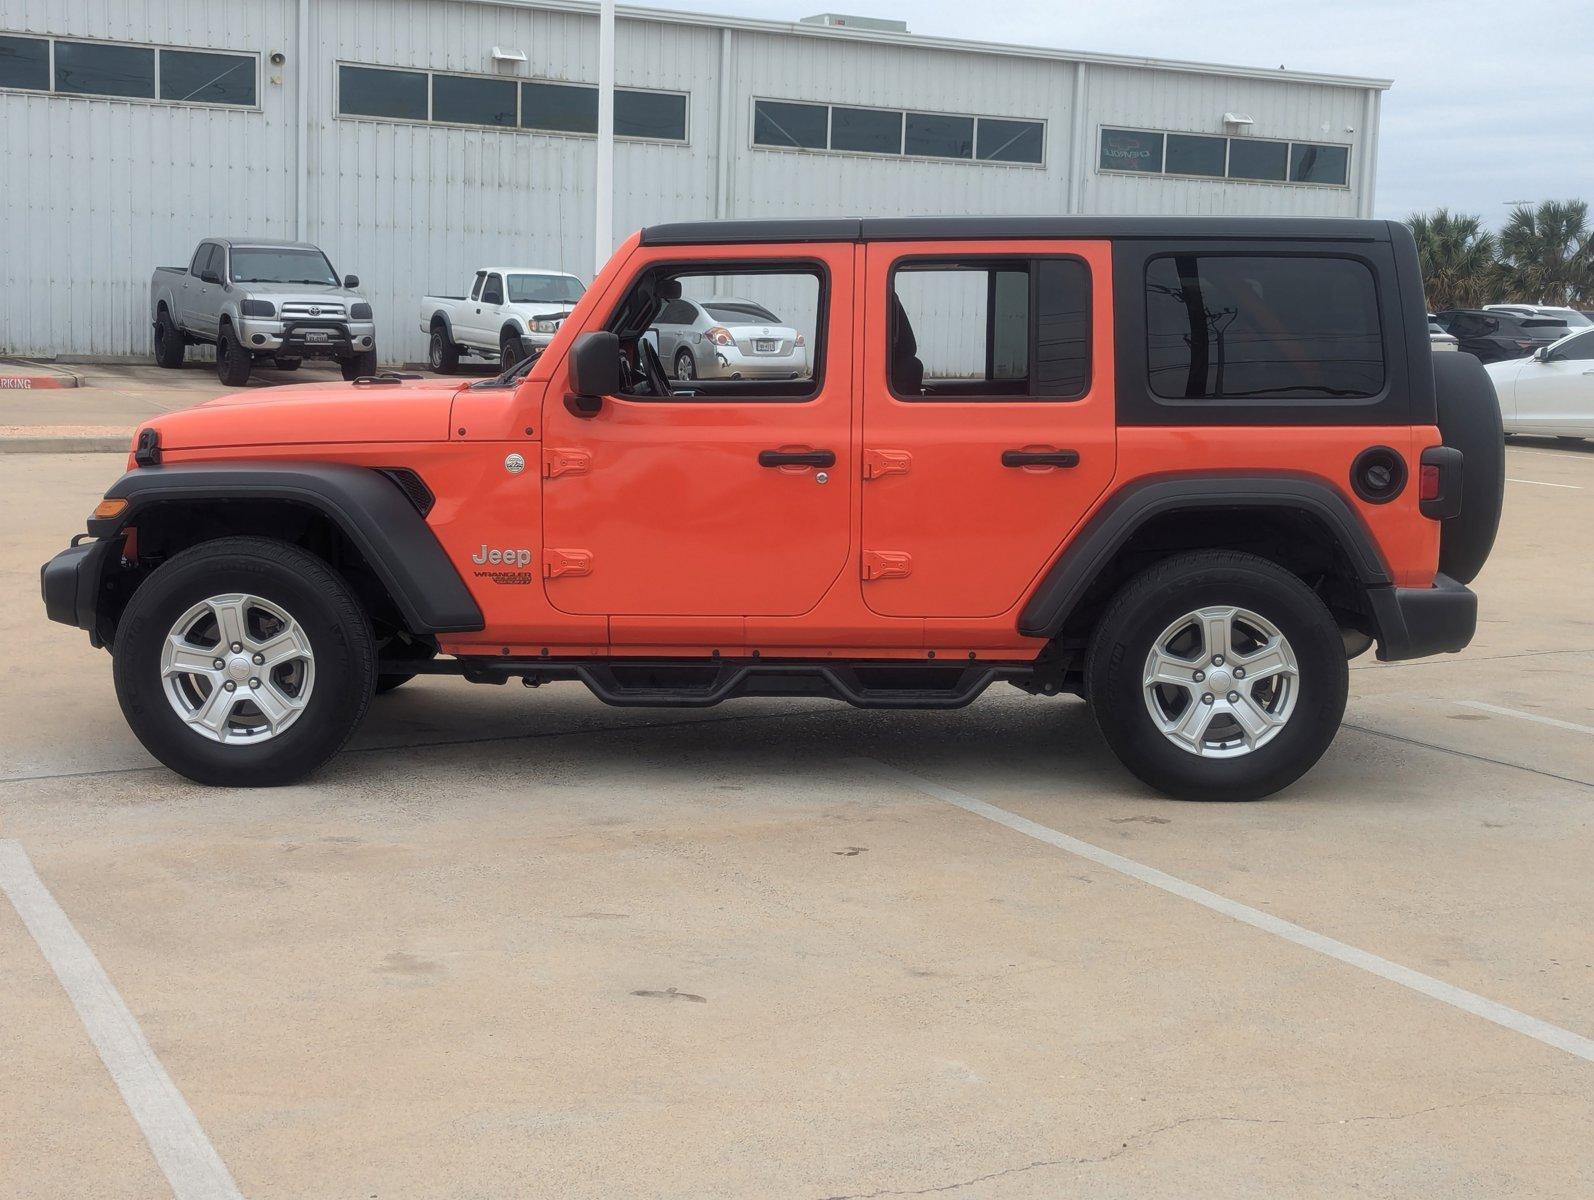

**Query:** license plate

left=304, top=331, right=330, bottom=343
left=754, top=338, right=777, bottom=353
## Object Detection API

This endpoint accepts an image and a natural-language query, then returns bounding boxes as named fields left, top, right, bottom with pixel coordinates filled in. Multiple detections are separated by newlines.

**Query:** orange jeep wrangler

left=42, top=218, right=1503, bottom=800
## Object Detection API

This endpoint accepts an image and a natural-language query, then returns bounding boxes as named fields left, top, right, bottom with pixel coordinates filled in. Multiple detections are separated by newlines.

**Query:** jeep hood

left=147, top=379, right=468, bottom=450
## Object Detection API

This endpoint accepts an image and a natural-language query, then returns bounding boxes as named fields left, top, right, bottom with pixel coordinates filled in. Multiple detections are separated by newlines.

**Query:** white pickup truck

left=420, top=267, right=586, bottom=373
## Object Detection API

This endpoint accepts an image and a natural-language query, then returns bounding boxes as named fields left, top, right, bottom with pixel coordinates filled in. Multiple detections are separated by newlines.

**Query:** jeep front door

left=540, top=248, right=852, bottom=633
left=859, top=241, right=1117, bottom=618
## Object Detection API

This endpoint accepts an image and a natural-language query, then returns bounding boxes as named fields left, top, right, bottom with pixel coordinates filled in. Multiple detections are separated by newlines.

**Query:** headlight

left=531, top=318, right=562, bottom=334
left=239, top=298, right=275, bottom=317
left=350, top=301, right=373, bottom=320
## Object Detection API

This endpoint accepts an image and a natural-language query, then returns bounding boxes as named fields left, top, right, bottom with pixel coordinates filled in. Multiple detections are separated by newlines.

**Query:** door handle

left=758, top=449, right=835, bottom=468
left=1001, top=448, right=1080, bottom=468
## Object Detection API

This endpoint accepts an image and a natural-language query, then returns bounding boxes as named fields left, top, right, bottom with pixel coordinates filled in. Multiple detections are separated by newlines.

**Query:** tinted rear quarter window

left=1146, top=255, right=1384, bottom=401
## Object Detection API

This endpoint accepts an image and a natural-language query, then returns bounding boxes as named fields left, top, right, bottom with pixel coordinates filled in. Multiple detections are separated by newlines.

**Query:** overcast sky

left=644, top=0, right=1594, bottom=227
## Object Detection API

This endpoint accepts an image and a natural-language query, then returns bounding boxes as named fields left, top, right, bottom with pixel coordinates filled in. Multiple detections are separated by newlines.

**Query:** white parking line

left=852, top=758, right=1594, bottom=1066
left=0, top=840, right=244, bottom=1200
left=1506, top=477, right=1582, bottom=489
left=1458, top=700, right=1594, bottom=736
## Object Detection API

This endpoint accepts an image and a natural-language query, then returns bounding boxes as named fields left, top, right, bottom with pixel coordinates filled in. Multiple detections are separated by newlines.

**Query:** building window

left=1227, top=138, right=1287, bottom=182
left=1100, top=126, right=1349, bottom=187
left=1165, top=132, right=1225, bottom=178
left=1145, top=255, right=1384, bottom=401
left=432, top=73, right=516, bottom=127
left=521, top=81, right=597, bottom=133
left=0, top=34, right=48, bottom=90
left=753, top=98, right=1044, bottom=165
left=160, top=49, right=255, bottom=106
left=1290, top=142, right=1349, bottom=185
left=615, top=88, right=686, bottom=140
left=54, top=41, right=155, bottom=99
left=905, top=112, right=973, bottom=159
left=339, top=65, right=427, bottom=120
left=976, top=117, right=1043, bottom=163
left=888, top=257, right=1091, bottom=401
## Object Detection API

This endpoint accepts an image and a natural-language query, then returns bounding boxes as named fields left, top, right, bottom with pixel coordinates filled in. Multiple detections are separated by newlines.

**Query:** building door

left=859, top=240, right=1117, bottom=618
left=540, top=246, right=854, bottom=626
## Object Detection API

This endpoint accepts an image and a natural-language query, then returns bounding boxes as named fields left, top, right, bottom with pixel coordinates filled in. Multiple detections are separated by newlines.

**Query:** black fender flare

left=1017, top=473, right=1393, bottom=639
left=93, top=463, right=484, bottom=633
left=429, top=310, right=456, bottom=342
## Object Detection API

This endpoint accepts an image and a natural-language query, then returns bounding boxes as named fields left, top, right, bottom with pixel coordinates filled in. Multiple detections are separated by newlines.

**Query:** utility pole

left=595, top=0, right=615, bottom=276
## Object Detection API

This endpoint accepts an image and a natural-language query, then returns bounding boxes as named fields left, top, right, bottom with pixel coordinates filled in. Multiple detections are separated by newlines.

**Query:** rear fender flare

left=94, top=462, right=484, bottom=634
left=1017, top=474, right=1393, bottom=639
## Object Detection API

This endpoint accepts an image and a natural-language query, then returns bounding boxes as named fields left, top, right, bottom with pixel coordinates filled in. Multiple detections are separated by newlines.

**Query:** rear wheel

left=112, top=537, right=376, bottom=787
left=1085, top=551, right=1347, bottom=802
left=216, top=323, right=251, bottom=386
left=153, top=310, right=185, bottom=368
left=428, top=325, right=460, bottom=374
left=341, top=349, right=378, bottom=381
left=674, top=349, right=697, bottom=381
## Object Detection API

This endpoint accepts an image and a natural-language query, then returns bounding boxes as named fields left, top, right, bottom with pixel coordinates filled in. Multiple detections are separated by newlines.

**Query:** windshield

left=507, top=274, right=584, bottom=304
left=230, top=247, right=339, bottom=286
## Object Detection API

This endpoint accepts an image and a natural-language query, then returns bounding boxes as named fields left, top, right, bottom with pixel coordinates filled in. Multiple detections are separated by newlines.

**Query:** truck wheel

left=216, top=324, right=252, bottom=386
left=428, top=325, right=460, bottom=374
left=112, top=537, right=376, bottom=787
left=153, top=311, right=185, bottom=368
left=1085, top=550, right=1347, bottom=802
left=341, top=350, right=378, bottom=381
left=499, top=328, right=524, bottom=371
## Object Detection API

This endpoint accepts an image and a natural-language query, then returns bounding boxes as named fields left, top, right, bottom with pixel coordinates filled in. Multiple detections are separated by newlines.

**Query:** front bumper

left=1368, top=573, right=1477, bottom=662
left=41, top=536, right=119, bottom=643
left=238, top=318, right=377, bottom=358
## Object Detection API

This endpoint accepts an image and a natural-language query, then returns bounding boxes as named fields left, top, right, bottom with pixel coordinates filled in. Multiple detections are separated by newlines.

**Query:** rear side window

left=1145, top=255, right=1384, bottom=401
left=889, top=258, right=1091, bottom=400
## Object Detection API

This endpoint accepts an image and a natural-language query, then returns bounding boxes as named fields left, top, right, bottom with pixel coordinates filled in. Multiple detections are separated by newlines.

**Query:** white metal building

left=0, top=0, right=1391, bottom=361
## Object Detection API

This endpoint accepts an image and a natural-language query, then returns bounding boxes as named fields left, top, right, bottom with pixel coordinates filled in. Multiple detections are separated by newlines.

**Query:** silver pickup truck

left=150, top=238, right=377, bottom=385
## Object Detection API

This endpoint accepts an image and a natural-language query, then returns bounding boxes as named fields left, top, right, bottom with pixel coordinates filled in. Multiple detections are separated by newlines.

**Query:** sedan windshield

left=230, top=248, right=339, bottom=285
left=508, top=274, right=584, bottom=304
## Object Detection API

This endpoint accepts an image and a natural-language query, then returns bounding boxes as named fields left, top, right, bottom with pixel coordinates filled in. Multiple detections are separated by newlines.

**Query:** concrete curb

left=0, top=369, right=85, bottom=389
left=0, top=426, right=130, bottom=454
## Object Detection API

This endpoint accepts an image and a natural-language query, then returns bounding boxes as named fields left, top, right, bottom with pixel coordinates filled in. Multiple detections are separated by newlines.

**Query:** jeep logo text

left=472, top=545, right=533, bottom=568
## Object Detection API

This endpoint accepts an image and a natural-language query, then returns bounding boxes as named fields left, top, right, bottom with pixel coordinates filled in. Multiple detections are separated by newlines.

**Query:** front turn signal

left=93, top=498, right=128, bottom=519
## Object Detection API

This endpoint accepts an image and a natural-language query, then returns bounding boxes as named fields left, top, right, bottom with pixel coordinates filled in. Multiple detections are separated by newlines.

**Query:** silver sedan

left=651, top=297, right=810, bottom=381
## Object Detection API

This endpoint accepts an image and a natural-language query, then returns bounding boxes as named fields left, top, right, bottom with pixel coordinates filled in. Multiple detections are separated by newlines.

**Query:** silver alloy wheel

left=428, top=331, right=444, bottom=369
left=160, top=593, right=315, bottom=744
left=1142, top=605, right=1299, bottom=758
left=675, top=349, right=696, bottom=380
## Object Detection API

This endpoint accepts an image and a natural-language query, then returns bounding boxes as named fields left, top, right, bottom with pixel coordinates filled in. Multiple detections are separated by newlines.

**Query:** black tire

left=376, top=637, right=437, bottom=694
left=341, top=349, right=378, bottom=381
left=1085, top=551, right=1348, bottom=802
left=428, top=325, right=460, bottom=374
left=216, top=323, right=252, bottom=386
left=674, top=349, right=696, bottom=381
left=273, top=357, right=302, bottom=371
left=112, top=537, right=376, bottom=787
left=1431, top=351, right=1504, bottom=585
left=153, top=310, right=185, bottom=368
left=499, top=328, right=524, bottom=371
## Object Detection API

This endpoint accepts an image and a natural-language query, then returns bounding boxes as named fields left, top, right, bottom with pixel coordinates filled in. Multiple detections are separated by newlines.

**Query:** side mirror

left=344, top=274, right=360, bottom=289
left=566, top=331, right=620, bottom=417
left=1533, top=346, right=1551, bottom=362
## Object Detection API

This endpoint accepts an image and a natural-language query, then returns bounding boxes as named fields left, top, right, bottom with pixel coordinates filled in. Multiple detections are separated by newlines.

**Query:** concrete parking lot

left=3, top=442, right=1593, bottom=1198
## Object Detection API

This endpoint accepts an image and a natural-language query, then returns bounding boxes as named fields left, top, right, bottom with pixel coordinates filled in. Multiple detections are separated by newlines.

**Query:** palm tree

left=1406, top=210, right=1500, bottom=310
left=1498, top=200, right=1593, bottom=305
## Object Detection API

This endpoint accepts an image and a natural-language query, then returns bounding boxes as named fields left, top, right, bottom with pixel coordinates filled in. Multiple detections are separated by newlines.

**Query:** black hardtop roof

left=639, top=216, right=1396, bottom=247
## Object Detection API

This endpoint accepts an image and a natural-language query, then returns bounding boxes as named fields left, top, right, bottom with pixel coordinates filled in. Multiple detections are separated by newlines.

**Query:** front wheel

left=499, top=329, right=524, bottom=372
left=216, top=324, right=252, bottom=386
left=112, top=537, right=376, bottom=786
left=341, top=349, right=378, bottom=381
left=1085, top=551, right=1348, bottom=802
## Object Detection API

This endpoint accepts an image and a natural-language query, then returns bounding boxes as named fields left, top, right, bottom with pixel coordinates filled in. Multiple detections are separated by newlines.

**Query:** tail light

left=1419, top=446, right=1464, bottom=520
left=1419, top=464, right=1441, bottom=501
left=705, top=326, right=734, bottom=347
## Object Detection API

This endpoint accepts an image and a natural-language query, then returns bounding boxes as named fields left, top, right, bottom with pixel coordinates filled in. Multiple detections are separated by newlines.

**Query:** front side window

left=1145, top=255, right=1384, bottom=401
left=229, top=247, right=338, bottom=286
left=889, top=258, right=1091, bottom=401
left=481, top=273, right=505, bottom=305
left=1553, top=331, right=1594, bottom=361
left=609, top=264, right=824, bottom=401
left=54, top=41, right=155, bottom=98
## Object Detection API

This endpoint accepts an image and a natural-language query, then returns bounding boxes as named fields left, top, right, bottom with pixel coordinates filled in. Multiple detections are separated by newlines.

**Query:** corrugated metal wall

left=0, top=0, right=1379, bottom=360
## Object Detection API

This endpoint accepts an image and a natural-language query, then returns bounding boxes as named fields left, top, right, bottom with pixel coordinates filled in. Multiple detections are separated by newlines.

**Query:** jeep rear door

left=539, top=245, right=852, bottom=633
left=860, top=240, right=1117, bottom=617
